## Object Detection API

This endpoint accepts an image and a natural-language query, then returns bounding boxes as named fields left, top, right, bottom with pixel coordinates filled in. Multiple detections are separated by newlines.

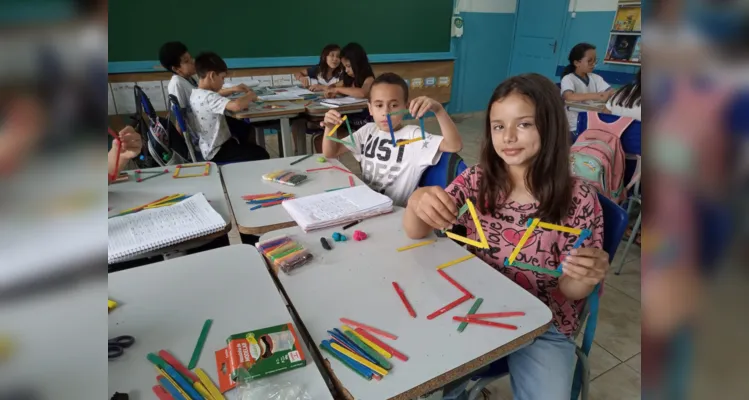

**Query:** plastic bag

left=235, top=368, right=312, bottom=400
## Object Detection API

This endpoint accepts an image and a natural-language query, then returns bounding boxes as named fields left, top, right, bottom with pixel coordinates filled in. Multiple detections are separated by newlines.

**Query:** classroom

left=106, top=0, right=642, bottom=399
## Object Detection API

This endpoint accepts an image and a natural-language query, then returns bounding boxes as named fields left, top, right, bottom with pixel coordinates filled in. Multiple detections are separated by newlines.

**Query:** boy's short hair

left=370, top=72, right=409, bottom=102
left=159, top=41, right=189, bottom=73
left=194, top=52, right=228, bottom=79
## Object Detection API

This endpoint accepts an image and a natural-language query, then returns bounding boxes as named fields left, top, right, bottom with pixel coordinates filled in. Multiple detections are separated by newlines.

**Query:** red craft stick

left=426, top=294, right=471, bottom=320
left=242, top=192, right=283, bottom=200
left=354, top=328, right=409, bottom=361
left=470, top=312, right=526, bottom=319
left=158, top=350, right=199, bottom=382
left=392, top=282, right=416, bottom=318
left=349, top=176, right=355, bottom=187
left=340, top=318, right=398, bottom=340
left=332, top=165, right=354, bottom=174
left=261, top=199, right=285, bottom=207
left=306, top=167, right=335, bottom=172
left=152, top=385, right=174, bottom=400
left=452, top=316, right=518, bottom=330
left=438, top=270, right=473, bottom=298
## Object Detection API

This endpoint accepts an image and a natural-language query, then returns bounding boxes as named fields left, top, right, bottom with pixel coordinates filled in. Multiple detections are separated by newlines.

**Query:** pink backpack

left=570, top=112, right=634, bottom=203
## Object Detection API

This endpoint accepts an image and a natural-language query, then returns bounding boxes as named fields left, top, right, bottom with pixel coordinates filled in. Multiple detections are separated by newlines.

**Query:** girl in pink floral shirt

left=404, top=74, right=610, bottom=400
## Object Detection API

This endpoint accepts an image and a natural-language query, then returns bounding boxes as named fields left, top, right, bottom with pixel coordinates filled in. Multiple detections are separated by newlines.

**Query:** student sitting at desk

left=560, top=43, right=615, bottom=132
left=295, top=43, right=343, bottom=91
left=188, top=52, right=269, bottom=163
left=324, top=42, right=376, bottom=129
left=404, top=74, right=610, bottom=400
left=322, top=72, right=462, bottom=207
left=605, top=69, right=641, bottom=120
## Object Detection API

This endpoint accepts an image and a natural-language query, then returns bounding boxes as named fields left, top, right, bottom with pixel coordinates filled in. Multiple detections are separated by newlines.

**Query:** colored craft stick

left=438, top=270, right=473, bottom=298
left=329, top=329, right=378, bottom=365
left=342, top=329, right=392, bottom=369
left=436, top=254, right=476, bottom=270
left=386, top=114, right=396, bottom=146
left=158, top=350, right=198, bottom=382
left=163, top=364, right=202, bottom=399
left=445, top=199, right=489, bottom=249
left=193, top=382, right=212, bottom=400
left=344, top=116, right=353, bottom=134
left=557, top=229, right=591, bottom=272
left=271, top=246, right=303, bottom=261
left=241, top=192, right=283, bottom=200
left=396, top=138, right=423, bottom=146
left=261, top=199, right=284, bottom=208
left=330, top=342, right=388, bottom=376
left=340, top=318, right=398, bottom=340
left=349, top=176, right=355, bottom=187
left=320, top=341, right=373, bottom=380
left=536, top=221, right=583, bottom=235
left=392, top=282, right=416, bottom=318
left=326, top=115, right=348, bottom=137
left=354, top=328, right=409, bottom=361
left=325, top=187, right=347, bottom=192
left=188, top=319, right=213, bottom=369
left=470, top=312, right=526, bottom=318
left=250, top=204, right=262, bottom=210
left=508, top=219, right=539, bottom=265
left=306, top=166, right=335, bottom=172
left=267, top=242, right=297, bottom=257
left=257, top=235, right=290, bottom=249
left=157, top=376, right=188, bottom=400
left=153, top=384, right=175, bottom=400
left=452, top=317, right=518, bottom=330
left=329, top=335, right=359, bottom=355
left=426, top=294, right=472, bottom=320
left=419, top=117, right=425, bottom=140
left=346, top=329, right=392, bottom=359
left=396, top=240, right=436, bottom=252
left=325, top=136, right=355, bottom=147
left=387, top=109, right=410, bottom=116
left=457, top=298, right=484, bottom=333
left=137, top=169, right=169, bottom=182
left=331, top=165, right=354, bottom=174
left=195, top=368, right=225, bottom=400
left=504, top=259, right=562, bottom=277
left=441, top=203, right=470, bottom=233
left=154, top=366, right=193, bottom=400
left=249, top=193, right=294, bottom=201
left=289, top=154, right=314, bottom=165
left=247, top=197, right=288, bottom=204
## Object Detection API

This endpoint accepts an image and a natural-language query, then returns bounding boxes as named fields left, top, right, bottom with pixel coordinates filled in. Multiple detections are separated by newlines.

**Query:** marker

left=386, top=114, right=396, bottom=146
left=392, top=282, right=416, bottom=318
left=457, top=298, right=484, bottom=333
left=354, top=328, right=409, bottom=361
left=452, top=316, right=518, bottom=330
left=340, top=318, right=398, bottom=340
left=289, top=153, right=314, bottom=165
left=426, top=294, right=471, bottom=320
left=438, top=270, right=474, bottom=298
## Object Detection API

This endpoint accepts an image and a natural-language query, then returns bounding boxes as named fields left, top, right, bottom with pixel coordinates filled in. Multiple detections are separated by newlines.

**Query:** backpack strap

left=586, top=111, right=634, bottom=138
left=625, top=154, right=641, bottom=192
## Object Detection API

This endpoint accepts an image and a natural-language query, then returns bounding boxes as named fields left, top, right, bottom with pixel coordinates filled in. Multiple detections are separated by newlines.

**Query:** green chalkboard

left=109, top=0, right=453, bottom=63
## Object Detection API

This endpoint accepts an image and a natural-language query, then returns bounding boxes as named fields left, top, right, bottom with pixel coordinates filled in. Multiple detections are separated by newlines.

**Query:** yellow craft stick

left=445, top=232, right=487, bottom=248
left=330, top=342, right=388, bottom=376
left=396, top=138, right=423, bottom=146
left=537, top=222, right=582, bottom=235
left=154, top=366, right=192, bottom=400
left=466, top=200, right=489, bottom=248
left=341, top=326, right=392, bottom=359
left=326, top=115, right=348, bottom=136
left=251, top=193, right=294, bottom=201
left=508, top=218, right=540, bottom=265
left=436, top=254, right=476, bottom=270
left=194, top=382, right=213, bottom=400
left=396, top=240, right=436, bottom=252
left=195, top=368, right=225, bottom=400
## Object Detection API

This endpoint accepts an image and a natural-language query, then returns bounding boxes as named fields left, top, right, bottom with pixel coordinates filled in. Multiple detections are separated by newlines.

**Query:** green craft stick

left=187, top=319, right=212, bottom=369
left=344, top=117, right=353, bottom=135
left=442, top=203, right=470, bottom=233
left=147, top=352, right=170, bottom=370
left=319, top=343, right=371, bottom=380
left=271, top=246, right=303, bottom=261
left=324, top=136, right=355, bottom=147
left=458, top=298, right=484, bottom=333
left=325, top=187, right=347, bottom=192
left=343, top=330, right=392, bottom=370
left=387, top=109, right=410, bottom=116
left=507, top=260, right=562, bottom=278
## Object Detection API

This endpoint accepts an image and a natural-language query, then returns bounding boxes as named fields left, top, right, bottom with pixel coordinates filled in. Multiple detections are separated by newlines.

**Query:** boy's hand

left=109, top=126, right=142, bottom=168
left=234, top=84, right=251, bottom=93
left=320, top=110, right=343, bottom=129
left=410, top=186, right=458, bottom=230
left=244, top=90, right=258, bottom=102
left=561, top=248, right=609, bottom=285
left=409, top=96, right=444, bottom=119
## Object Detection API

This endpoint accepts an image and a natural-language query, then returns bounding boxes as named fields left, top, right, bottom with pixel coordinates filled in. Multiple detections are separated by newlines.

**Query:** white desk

left=107, top=162, right=232, bottom=263
left=565, top=100, right=607, bottom=113
left=221, top=156, right=365, bottom=235
left=108, top=245, right=333, bottom=400
left=260, top=209, right=552, bottom=400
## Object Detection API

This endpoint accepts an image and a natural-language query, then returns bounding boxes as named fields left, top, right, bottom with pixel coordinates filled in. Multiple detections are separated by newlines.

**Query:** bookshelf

left=604, top=1, right=641, bottom=66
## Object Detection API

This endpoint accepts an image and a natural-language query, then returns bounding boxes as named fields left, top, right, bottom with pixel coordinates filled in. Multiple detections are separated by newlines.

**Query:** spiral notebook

left=108, top=192, right=227, bottom=263
left=282, top=186, right=393, bottom=232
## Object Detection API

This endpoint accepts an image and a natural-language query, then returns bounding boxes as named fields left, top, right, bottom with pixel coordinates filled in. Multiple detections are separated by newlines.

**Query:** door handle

left=549, top=40, right=557, bottom=54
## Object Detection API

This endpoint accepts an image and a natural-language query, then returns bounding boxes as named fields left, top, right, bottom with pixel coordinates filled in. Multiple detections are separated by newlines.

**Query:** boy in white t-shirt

left=560, top=43, right=616, bottom=132
left=321, top=72, right=463, bottom=206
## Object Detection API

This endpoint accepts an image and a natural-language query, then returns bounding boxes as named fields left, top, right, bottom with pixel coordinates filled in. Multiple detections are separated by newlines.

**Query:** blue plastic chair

left=419, top=152, right=468, bottom=189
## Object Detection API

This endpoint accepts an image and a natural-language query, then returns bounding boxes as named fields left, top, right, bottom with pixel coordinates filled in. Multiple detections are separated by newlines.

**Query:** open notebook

left=108, top=193, right=227, bottom=264
left=282, top=186, right=393, bottom=232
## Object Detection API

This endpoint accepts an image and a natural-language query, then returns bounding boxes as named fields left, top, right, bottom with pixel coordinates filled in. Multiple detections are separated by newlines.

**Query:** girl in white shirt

left=560, top=43, right=615, bottom=132
left=606, top=69, right=641, bottom=120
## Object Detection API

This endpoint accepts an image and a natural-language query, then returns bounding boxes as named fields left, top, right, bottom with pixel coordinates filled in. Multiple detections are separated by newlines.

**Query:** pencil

left=426, top=294, right=471, bottom=320
left=452, top=316, right=518, bottom=330
left=392, top=282, right=416, bottom=318
left=340, top=318, right=398, bottom=340
left=289, top=154, right=314, bottom=165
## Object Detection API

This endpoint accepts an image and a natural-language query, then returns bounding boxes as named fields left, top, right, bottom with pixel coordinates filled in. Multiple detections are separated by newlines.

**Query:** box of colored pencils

left=262, top=170, right=308, bottom=186
left=256, top=235, right=313, bottom=274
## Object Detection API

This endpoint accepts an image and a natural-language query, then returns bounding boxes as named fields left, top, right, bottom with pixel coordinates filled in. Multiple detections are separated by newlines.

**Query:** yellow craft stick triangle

left=507, top=218, right=539, bottom=265
left=445, top=199, right=489, bottom=249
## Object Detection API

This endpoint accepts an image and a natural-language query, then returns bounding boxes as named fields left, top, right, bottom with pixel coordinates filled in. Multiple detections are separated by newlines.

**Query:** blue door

left=508, top=0, right=569, bottom=80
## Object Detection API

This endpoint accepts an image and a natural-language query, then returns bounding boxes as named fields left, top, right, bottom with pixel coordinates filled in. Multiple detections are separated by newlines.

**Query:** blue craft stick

left=157, top=376, right=187, bottom=400
left=557, top=229, right=592, bottom=271
left=321, top=340, right=374, bottom=379
left=386, top=114, right=396, bottom=147
left=250, top=204, right=262, bottom=210
left=328, top=329, right=378, bottom=365
left=419, top=117, right=425, bottom=140
left=247, top=197, right=287, bottom=204
left=164, top=365, right=202, bottom=399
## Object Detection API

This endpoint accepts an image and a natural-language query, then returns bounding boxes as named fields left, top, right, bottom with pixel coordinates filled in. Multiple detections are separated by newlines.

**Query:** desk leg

left=280, top=117, right=293, bottom=157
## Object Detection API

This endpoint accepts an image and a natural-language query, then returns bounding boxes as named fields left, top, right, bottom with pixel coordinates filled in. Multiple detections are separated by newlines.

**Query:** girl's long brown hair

left=318, top=44, right=342, bottom=81
left=478, top=73, right=573, bottom=224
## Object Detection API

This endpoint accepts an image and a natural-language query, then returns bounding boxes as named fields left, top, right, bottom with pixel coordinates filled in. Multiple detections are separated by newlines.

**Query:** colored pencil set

left=256, top=235, right=313, bottom=274
left=319, top=318, right=407, bottom=381
left=242, top=192, right=295, bottom=210
left=262, top=170, right=308, bottom=186
left=147, top=350, right=225, bottom=400
left=109, top=194, right=192, bottom=218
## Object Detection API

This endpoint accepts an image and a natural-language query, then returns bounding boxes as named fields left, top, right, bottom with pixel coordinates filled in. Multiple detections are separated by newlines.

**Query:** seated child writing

left=404, top=74, right=610, bottom=400
left=188, top=52, right=269, bottom=163
left=321, top=72, right=462, bottom=207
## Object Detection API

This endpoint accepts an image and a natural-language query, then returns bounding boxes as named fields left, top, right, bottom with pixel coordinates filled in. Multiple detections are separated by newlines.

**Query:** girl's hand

left=410, top=186, right=458, bottom=230
left=309, top=84, right=324, bottom=92
left=300, top=77, right=311, bottom=88
left=324, top=87, right=337, bottom=98
left=321, top=109, right=343, bottom=129
left=561, top=248, right=609, bottom=285
left=409, top=96, right=443, bottom=119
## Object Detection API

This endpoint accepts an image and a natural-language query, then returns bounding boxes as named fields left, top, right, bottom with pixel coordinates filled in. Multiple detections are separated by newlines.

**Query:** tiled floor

left=228, top=112, right=642, bottom=399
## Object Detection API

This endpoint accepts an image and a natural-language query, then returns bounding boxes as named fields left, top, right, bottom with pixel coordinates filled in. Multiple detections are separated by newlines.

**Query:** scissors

left=108, top=335, right=135, bottom=359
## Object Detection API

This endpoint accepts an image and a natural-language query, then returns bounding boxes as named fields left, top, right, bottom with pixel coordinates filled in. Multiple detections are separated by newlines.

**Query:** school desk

left=305, top=101, right=368, bottom=118
left=259, top=208, right=552, bottom=400
left=220, top=157, right=365, bottom=236
left=230, top=101, right=307, bottom=157
left=107, top=245, right=333, bottom=400
left=107, top=162, right=232, bottom=266
left=565, top=100, right=608, bottom=114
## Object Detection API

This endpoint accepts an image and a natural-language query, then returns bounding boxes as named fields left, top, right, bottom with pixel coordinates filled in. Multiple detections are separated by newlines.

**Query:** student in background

left=189, top=52, right=269, bottom=163
left=321, top=72, right=462, bottom=207
left=560, top=43, right=615, bottom=132
left=108, top=126, right=142, bottom=181
left=605, top=69, right=641, bottom=120
left=325, top=42, right=376, bottom=129
left=295, top=44, right=342, bottom=91
left=404, top=74, right=610, bottom=399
